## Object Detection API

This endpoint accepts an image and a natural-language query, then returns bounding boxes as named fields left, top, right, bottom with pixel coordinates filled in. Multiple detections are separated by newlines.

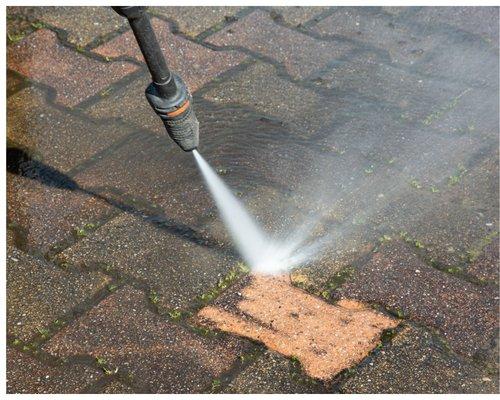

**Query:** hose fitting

left=145, top=74, right=199, bottom=151
left=112, top=6, right=199, bottom=152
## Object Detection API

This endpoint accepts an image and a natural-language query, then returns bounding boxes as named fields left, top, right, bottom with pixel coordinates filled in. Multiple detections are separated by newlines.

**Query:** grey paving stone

left=7, top=246, right=110, bottom=341
left=341, top=325, right=499, bottom=393
left=223, top=351, right=325, bottom=393
left=150, top=6, right=243, bottom=37
left=56, top=213, right=238, bottom=311
left=335, top=240, right=498, bottom=358
left=7, top=348, right=102, bottom=394
left=43, top=286, right=253, bottom=393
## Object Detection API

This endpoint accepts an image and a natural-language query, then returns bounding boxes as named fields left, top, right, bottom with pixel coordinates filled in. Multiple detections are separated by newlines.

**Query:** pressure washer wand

left=112, top=6, right=199, bottom=151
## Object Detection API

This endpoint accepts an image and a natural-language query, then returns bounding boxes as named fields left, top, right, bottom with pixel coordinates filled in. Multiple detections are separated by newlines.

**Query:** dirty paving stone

left=202, top=61, right=336, bottom=137
left=223, top=350, right=326, bottom=394
left=341, top=325, right=499, bottom=394
left=335, top=240, right=499, bottom=358
left=100, top=380, right=136, bottom=394
left=310, top=50, right=470, bottom=126
left=411, top=6, right=499, bottom=47
left=7, top=171, right=117, bottom=256
left=373, top=151, right=499, bottom=269
left=207, top=10, right=354, bottom=80
left=7, top=245, right=110, bottom=342
left=28, top=6, right=126, bottom=47
left=469, top=236, right=499, bottom=284
left=44, top=286, right=253, bottom=393
left=196, top=274, right=398, bottom=381
left=8, top=86, right=136, bottom=173
left=266, top=6, right=330, bottom=26
left=313, top=8, right=438, bottom=66
left=57, top=213, right=238, bottom=311
left=94, top=17, right=246, bottom=93
left=7, top=29, right=138, bottom=107
left=7, top=348, right=102, bottom=394
left=150, top=6, right=243, bottom=37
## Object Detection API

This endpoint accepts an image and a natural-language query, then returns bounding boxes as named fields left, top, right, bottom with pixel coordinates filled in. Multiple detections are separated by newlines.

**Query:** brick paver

left=196, top=274, right=398, bottom=381
left=313, top=8, right=436, bottom=66
left=202, top=61, right=333, bottom=137
left=7, top=348, right=102, bottom=394
left=31, top=6, right=126, bottom=47
left=94, top=17, right=246, bottom=93
left=150, top=6, right=243, bottom=37
left=100, top=381, right=136, bottom=394
left=7, top=29, right=138, bottom=107
left=7, top=246, right=110, bottom=341
left=223, top=350, right=326, bottom=393
left=56, top=213, right=237, bottom=311
left=44, top=286, right=253, bottom=393
left=334, top=241, right=498, bottom=358
left=469, top=237, right=499, bottom=284
left=8, top=86, right=136, bottom=173
left=412, top=6, right=499, bottom=47
left=206, top=10, right=354, bottom=80
left=341, top=325, right=499, bottom=393
left=267, top=6, right=329, bottom=26
left=7, top=171, right=117, bottom=256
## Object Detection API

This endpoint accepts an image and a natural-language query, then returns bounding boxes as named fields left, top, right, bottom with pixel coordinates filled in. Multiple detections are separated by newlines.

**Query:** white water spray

left=193, top=150, right=325, bottom=274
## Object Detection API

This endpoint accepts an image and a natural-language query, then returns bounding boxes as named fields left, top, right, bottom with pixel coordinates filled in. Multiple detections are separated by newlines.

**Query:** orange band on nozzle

left=166, top=99, right=190, bottom=117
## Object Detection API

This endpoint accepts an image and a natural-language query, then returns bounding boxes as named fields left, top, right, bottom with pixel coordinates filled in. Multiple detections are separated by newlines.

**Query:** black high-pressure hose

left=112, top=6, right=199, bottom=151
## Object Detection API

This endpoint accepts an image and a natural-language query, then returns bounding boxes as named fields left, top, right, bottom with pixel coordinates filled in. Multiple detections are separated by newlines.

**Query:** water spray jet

left=114, top=6, right=327, bottom=274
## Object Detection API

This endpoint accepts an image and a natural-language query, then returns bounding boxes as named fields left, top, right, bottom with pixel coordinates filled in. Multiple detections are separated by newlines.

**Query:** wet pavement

left=6, top=6, right=499, bottom=394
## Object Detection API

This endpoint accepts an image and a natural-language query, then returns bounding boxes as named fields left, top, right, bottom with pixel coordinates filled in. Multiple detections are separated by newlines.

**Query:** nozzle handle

left=112, top=6, right=177, bottom=98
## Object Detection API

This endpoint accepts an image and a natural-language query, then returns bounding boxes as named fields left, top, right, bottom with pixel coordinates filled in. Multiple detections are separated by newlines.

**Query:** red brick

left=336, top=241, right=499, bottom=357
left=94, top=17, right=246, bottom=93
left=7, top=29, right=137, bottom=107
left=196, top=274, right=398, bottom=381
left=44, top=286, right=252, bottom=393
left=206, top=10, right=353, bottom=79
left=7, top=348, right=101, bottom=394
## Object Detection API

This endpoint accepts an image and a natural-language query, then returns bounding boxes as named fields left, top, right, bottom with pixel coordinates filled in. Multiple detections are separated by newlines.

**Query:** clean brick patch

left=196, top=274, right=398, bottom=381
left=7, top=29, right=137, bottom=107
left=94, top=17, right=246, bottom=93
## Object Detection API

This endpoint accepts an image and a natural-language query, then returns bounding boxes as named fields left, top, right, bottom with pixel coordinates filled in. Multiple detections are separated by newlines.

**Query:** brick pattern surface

left=32, top=6, right=126, bottom=47
left=8, top=86, right=135, bottom=173
left=196, top=274, right=398, bottom=380
left=94, top=17, right=246, bottom=93
left=6, top=6, right=499, bottom=394
left=151, top=6, right=243, bottom=37
left=8, top=29, right=137, bottom=107
left=313, top=8, right=436, bottom=66
left=57, top=213, right=237, bottom=311
left=335, top=241, right=498, bottom=358
left=7, top=246, right=110, bottom=341
left=44, top=287, right=253, bottom=393
left=341, top=325, right=499, bottom=393
left=7, top=348, right=101, bottom=394
left=207, top=10, right=354, bottom=79
left=7, top=172, right=117, bottom=256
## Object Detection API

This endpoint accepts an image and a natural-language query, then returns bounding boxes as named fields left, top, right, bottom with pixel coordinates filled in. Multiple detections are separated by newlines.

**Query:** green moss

left=198, top=263, right=249, bottom=304
left=148, top=290, right=159, bottom=305
left=168, top=309, right=182, bottom=321
left=326, top=266, right=356, bottom=291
